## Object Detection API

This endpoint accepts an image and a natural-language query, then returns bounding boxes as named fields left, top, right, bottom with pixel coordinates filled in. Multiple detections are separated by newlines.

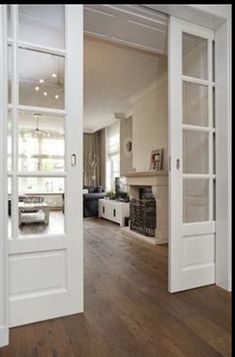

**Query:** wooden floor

left=0, top=218, right=231, bottom=357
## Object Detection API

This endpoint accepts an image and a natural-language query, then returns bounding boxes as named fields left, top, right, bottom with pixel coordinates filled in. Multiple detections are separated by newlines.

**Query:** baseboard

left=0, top=326, right=8, bottom=347
left=216, top=279, right=232, bottom=292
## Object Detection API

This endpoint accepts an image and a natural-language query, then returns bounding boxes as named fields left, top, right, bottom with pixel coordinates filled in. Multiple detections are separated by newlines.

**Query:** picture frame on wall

left=149, top=148, right=163, bottom=171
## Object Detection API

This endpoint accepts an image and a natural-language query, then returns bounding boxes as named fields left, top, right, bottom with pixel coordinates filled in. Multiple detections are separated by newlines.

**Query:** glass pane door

left=8, top=5, right=66, bottom=238
left=6, top=5, right=83, bottom=328
left=168, top=17, right=216, bottom=293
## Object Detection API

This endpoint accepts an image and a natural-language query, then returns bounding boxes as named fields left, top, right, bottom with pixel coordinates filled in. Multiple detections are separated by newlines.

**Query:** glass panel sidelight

left=18, top=112, right=65, bottom=172
left=183, top=81, right=208, bottom=127
left=8, top=44, right=12, bottom=104
left=183, top=130, right=209, bottom=174
left=8, top=111, right=12, bottom=172
left=183, top=178, right=209, bottom=223
left=19, top=48, right=65, bottom=109
left=18, top=177, right=65, bottom=236
left=182, top=32, right=208, bottom=80
left=19, top=5, right=65, bottom=49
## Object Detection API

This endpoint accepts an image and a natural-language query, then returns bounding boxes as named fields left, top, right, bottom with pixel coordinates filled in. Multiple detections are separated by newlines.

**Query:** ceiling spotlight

left=52, top=73, right=57, bottom=78
left=43, top=91, right=48, bottom=96
left=54, top=94, right=59, bottom=99
left=35, top=86, right=40, bottom=91
left=39, top=79, right=44, bottom=84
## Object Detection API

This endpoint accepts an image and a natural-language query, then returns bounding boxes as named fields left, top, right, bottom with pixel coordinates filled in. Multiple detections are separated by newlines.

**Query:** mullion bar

left=182, top=75, right=215, bottom=87
left=17, top=172, right=66, bottom=177
left=18, top=40, right=66, bottom=57
left=182, top=124, right=211, bottom=132
left=17, top=105, right=66, bottom=117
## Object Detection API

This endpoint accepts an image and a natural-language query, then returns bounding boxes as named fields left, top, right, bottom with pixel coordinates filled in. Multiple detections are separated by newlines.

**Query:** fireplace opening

left=130, top=187, right=156, bottom=237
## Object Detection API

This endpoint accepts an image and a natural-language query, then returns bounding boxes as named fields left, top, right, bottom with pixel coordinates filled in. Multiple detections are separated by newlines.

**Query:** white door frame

left=0, top=5, right=9, bottom=348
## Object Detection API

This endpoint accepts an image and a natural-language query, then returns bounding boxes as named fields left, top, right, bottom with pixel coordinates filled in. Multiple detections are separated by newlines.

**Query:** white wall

left=132, top=57, right=168, bottom=172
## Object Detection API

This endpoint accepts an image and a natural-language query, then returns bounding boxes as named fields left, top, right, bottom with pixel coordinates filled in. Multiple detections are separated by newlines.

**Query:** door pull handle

left=176, top=159, right=180, bottom=170
left=71, top=154, right=77, bottom=167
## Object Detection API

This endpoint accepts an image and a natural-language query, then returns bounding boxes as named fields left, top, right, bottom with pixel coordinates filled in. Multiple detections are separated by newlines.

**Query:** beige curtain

left=83, top=132, right=101, bottom=186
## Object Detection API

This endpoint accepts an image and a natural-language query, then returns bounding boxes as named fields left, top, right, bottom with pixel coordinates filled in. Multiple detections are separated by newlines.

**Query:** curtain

left=83, top=132, right=101, bottom=186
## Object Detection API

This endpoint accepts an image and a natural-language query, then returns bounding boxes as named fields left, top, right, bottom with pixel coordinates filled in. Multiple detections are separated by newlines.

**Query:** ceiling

left=84, top=37, right=166, bottom=132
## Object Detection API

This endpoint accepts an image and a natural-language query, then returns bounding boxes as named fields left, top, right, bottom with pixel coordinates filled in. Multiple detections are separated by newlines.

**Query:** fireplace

left=122, top=171, right=168, bottom=245
left=130, top=187, right=156, bottom=237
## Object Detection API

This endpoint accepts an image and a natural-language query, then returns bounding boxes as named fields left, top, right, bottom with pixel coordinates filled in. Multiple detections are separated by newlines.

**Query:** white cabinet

left=98, top=199, right=129, bottom=227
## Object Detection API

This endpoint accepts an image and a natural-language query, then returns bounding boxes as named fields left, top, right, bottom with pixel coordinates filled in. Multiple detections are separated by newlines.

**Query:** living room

left=83, top=35, right=168, bottom=245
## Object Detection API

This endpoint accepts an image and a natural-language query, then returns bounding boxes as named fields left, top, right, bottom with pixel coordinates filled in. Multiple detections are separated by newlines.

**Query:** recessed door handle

left=176, top=159, right=180, bottom=170
left=71, top=154, right=77, bottom=167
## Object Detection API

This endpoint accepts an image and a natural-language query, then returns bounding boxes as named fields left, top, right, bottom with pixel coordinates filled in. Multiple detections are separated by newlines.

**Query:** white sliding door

left=6, top=5, right=83, bottom=326
left=168, top=17, right=216, bottom=292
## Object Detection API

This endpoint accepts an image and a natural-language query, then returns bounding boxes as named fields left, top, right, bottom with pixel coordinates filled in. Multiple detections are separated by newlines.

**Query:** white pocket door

left=6, top=5, right=83, bottom=327
left=168, top=17, right=216, bottom=292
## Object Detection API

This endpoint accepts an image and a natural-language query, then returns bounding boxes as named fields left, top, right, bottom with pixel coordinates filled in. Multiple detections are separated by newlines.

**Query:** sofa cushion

left=94, top=186, right=103, bottom=193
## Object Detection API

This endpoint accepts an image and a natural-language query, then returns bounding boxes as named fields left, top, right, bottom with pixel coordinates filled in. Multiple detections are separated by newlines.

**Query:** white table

left=18, top=202, right=50, bottom=225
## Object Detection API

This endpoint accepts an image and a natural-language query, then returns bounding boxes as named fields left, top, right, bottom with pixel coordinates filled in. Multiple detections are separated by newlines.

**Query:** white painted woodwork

left=124, top=171, right=168, bottom=244
left=98, top=199, right=130, bottom=227
left=215, top=18, right=232, bottom=291
left=8, top=5, right=84, bottom=327
left=0, top=5, right=9, bottom=348
left=168, top=17, right=215, bottom=293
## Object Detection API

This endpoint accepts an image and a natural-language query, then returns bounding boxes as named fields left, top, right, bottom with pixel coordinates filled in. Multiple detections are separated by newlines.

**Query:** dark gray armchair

left=83, top=185, right=106, bottom=217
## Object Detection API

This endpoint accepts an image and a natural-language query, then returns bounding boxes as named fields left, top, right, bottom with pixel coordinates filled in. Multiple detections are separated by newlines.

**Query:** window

left=106, top=122, right=120, bottom=191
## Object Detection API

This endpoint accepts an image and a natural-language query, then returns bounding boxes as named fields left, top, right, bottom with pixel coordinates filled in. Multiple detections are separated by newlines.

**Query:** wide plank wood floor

left=0, top=218, right=231, bottom=357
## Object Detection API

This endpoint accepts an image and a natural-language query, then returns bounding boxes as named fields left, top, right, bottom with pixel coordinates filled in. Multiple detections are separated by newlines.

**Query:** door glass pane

left=183, top=130, right=209, bottom=174
left=18, top=177, right=65, bottom=236
left=8, top=44, right=12, bottom=103
left=213, top=133, right=216, bottom=174
left=19, top=5, right=65, bottom=49
left=8, top=111, right=12, bottom=172
left=183, top=179, right=209, bottom=223
left=212, top=40, right=215, bottom=82
left=212, top=87, right=215, bottom=128
left=18, top=112, right=65, bottom=172
left=183, top=82, right=208, bottom=126
left=8, top=177, right=12, bottom=238
left=182, top=32, right=208, bottom=80
left=213, top=179, right=216, bottom=221
left=19, top=48, right=65, bottom=109
left=7, top=5, right=11, bottom=38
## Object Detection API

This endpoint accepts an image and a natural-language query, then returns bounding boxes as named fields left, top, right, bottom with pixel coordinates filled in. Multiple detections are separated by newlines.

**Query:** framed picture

left=149, top=148, right=163, bottom=171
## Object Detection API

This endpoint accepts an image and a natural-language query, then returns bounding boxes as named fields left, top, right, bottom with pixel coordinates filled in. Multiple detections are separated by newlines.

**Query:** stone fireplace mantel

left=122, top=170, right=168, bottom=245
left=124, top=170, right=168, bottom=186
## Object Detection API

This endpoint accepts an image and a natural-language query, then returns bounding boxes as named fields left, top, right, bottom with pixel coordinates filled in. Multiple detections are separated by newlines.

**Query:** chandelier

left=32, top=113, right=48, bottom=137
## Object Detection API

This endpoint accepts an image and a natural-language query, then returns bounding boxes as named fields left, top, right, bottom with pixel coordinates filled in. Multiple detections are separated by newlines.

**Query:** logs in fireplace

left=130, top=187, right=156, bottom=237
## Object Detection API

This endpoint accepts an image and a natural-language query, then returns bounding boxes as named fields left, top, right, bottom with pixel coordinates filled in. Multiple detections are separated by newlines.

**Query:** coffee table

left=18, top=202, right=49, bottom=225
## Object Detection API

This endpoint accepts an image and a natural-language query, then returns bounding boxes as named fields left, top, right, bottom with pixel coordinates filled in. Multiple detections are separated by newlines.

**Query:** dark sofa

left=83, top=185, right=106, bottom=217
